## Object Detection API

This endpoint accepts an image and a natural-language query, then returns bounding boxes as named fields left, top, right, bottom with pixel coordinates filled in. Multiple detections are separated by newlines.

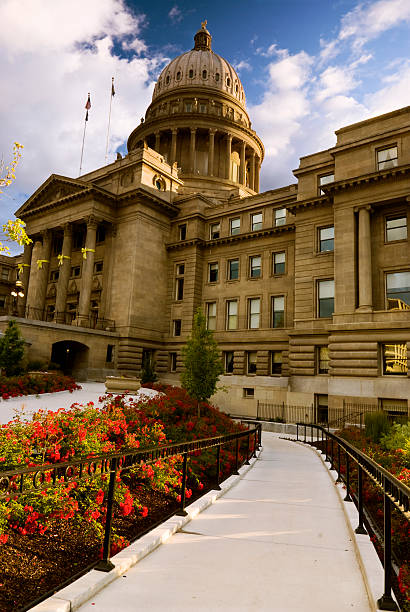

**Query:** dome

left=152, top=23, right=246, bottom=110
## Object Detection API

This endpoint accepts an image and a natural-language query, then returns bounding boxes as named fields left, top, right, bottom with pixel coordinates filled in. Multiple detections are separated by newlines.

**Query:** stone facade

left=2, top=24, right=410, bottom=415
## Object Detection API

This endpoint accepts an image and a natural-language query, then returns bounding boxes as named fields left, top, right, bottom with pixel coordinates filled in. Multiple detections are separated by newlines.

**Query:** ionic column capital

left=354, top=204, right=373, bottom=214
left=86, top=215, right=99, bottom=229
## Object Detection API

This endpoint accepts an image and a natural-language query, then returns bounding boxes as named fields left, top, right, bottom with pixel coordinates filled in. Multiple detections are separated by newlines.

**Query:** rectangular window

left=382, top=343, right=407, bottom=375
left=317, top=346, right=329, bottom=374
left=52, top=236, right=63, bottom=256
left=1, top=268, right=9, bottom=280
left=319, top=226, right=334, bottom=252
left=377, top=146, right=398, bottom=171
left=206, top=302, right=217, bottom=330
left=230, top=217, right=240, bottom=235
left=226, top=300, right=238, bottom=330
left=0, top=296, right=6, bottom=309
left=94, top=261, right=103, bottom=274
left=251, top=213, right=262, bottom=231
left=271, top=351, right=283, bottom=375
left=379, top=398, right=408, bottom=416
left=243, top=387, right=255, bottom=397
left=46, top=304, right=55, bottom=321
left=247, top=351, right=257, bottom=374
left=70, top=266, right=81, bottom=278
left=50, top=270, right=59, bottom=282
left=173, top=319, right=182, bottom=336
left=210, top=222, right=220, bottom=239
left=386, top=216, right=407, bottom=242
left=106, top=344, right=114, bottom=363
left=273, top=252, right=285, bottom=275
left=250, top=255, right=261, bottom=278
left=185, top=103, right=192, bottom=113
left=318, top=280, right=334, bottom=318
left=386, top=271, right=410, bottom=310
left=272, top=296, right=285, bottom=328
left=225, top=351, right=234, bottom=373
left=275, top=208, right=286, bottom=227
left=248, top=298, right=260, bottom=329
left=319, top=174, right=334, bottom=195
left=179, top=224, right=187, bottom=240
left=228, top=259, right=239, bottom=280
left=73, top=228, right=85, bottom=250
left=199, top=104, right=207, bottom=113
left=96, top=225, right=106, bottom=243
left=175, top=264, right=185, bottom=301
left=170, top=352, right=177, bottom=372
left=208, top=262, right=219, bottom=283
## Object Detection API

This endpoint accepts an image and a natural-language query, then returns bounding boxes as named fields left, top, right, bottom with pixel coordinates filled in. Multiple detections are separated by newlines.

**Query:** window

left=46, top=304, right=55, bottom=321
left=275, top=208, right=286, bottom=227
left=226, top=77, right=231, bottom=87
left=0, top=268, right=9, bottom=280
left=170, top=352, right=177, bottom=372
left=0, top=296, right=6, bottom=309
left=386, top=271, right=410, bottom=310
left=199, top=104, right=207, bottom=113
left=73, top=228, right=85, bottom=250
left=273, top=252, right=286, bottom=275
left=202, top=70, right=207, bottom=79
left=316, top=394, right=329, bottom=423
left=317, top=346, right=329, bottom=374
left=179, top=224, right=187, bottom=241
left=271, top=351, right=283, bottom=375
left=165, top=75, right=170, bottom=85
left=318, top=279, right=334, bottom=318
left=225, top=351, right=234, bottom=373
left=247, top=352, right=257, bottom=374
left=208, top=262, right=218, bottom=283
left=228, top=259, right=239, bottom=281
left=173, top=319, right=182, bottom=336
left=319, top=174, right=334, bottom=195
left=52, top=236, right=63, bottom=255
left=96, top=225, right=106, bottom=243
left=382, top=343, right=407, bottom=375
left=185, top=102, right=192, bottom=112
left=251, top=213, right=262, bottom=231
left=230, top=217, right=240, bottom=235
left=248, top=298, right=260, bottom=329
left=175, top=264, right=184, bottom=301
left=379, top=398, right=408, bottom=417
left=215, top=73, right=220, bottom=82
left=243, top=387, right=255, bottom=397
left=94, top=261, right=103, bottom=274
left=206, top=302, right=216, bottom=330
left=50, top=270, right=59, bottom=282
left=70, top=266, right=81, bottom=278
left=249, top=255, right=261, bottom=278
left=176, top=71, right=181, bottom=81
left=210, top=222, right=220, bottom=239
left=188, top=69, right=194, bottom=78
left=377, top=146, right=398, bottom=171
left=319, top=226, right=334, bottom=252
left=106, top=344, right=114, bottom=363
left=386, top=216, right=407, bottom=242
left=272, top=296, right=285, bottom=328
left=226, top=300, right=238, bottom=330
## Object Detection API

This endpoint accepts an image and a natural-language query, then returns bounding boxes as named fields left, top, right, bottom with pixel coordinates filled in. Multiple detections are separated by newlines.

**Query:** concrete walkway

left=77, top=433, right=372, bottom=612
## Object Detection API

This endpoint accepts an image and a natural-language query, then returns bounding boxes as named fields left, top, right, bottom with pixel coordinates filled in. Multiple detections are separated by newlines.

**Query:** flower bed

left=0, top=387, right=248, bottom=611
left=0, top=372, right=81, bottom=400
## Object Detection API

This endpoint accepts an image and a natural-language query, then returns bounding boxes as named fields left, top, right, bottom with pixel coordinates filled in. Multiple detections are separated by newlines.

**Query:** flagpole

left=105, top=77, right=115, bottom=164
left=79, top=92, right=91, bottom=177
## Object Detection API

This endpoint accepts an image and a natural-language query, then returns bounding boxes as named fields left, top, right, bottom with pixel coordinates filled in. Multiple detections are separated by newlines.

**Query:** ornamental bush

left=0, top=320, right=25, bottom=376
left=364, top=411, right=391, bottom=443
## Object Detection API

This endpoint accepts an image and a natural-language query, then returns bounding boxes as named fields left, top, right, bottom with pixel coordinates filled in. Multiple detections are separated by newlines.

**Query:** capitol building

left=3, top=23, right=410, bottom=419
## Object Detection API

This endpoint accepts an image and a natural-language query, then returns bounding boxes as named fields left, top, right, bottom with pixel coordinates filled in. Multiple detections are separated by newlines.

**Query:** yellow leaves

left=0, top=141, right=24, bottom=193
left=0, top=143, right=30, bottom=253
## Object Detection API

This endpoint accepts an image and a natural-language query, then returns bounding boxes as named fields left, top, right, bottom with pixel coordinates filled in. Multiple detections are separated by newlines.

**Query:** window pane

left=225, top=351, right=234, bottom=373
left=386, top=217, right=407, bottom=242
left=210, top=223, right=220, bottom=239
left=274, top=252, right=285, bottom=274
left=209, top=262, right=218, bottom=282
left=272, top=296, right=284, bottom=328
left=271, top=351, right=283, bottom=375
left=378, top=147, right=397, bottom=164
left=273, top=296, right=285, bottom=311
left=247, top=351, right=257, bottom=373
left=382, top=343, right=407, bottom=375
left=319, top=174, right=334, bottom=186
left=207, top=302, right=216, bottom=330
left=227, top=300, right=238, bottom=329
left=319, top=280, right=334, bottom=299
left=229, top=259, right=239, bottom=280
left=249, top=298, right=260, bottom=328
left=275, top=208, right=286, bottom=226
left=319, top=226, right=334, bottom=252
left=230, top=218, right=240, bottom=235
left=319, top=297, right=334, bottom=318
left=252, top=213, right=262, bottom=231
left=250, top=255, right=261, bottom=277
left=386, top=272, right=410, bottom=308
left=318, top=347, right=329, bottom=374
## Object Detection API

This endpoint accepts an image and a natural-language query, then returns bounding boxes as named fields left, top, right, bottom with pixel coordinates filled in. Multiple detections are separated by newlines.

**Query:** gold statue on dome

left=201, top=20, right=207, bottom=29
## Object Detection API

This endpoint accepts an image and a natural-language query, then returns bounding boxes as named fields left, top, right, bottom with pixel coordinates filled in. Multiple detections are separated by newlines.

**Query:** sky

left=0, top=0, right=410, bottom=253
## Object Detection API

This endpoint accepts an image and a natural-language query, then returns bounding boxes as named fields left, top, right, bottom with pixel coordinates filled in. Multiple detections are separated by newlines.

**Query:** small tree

left=140, top=352, right=157, bottom=385
left=181, top=308, right=224, bottom=417
left=0, top=320, right=25, bottom=376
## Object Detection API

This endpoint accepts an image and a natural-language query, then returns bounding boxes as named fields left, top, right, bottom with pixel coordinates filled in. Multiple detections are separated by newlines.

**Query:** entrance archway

left=51, top=340, right=89, bottom=380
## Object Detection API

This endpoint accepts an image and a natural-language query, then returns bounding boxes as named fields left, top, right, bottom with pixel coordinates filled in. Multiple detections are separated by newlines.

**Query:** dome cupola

left=193, top=20, right=212, bottom=51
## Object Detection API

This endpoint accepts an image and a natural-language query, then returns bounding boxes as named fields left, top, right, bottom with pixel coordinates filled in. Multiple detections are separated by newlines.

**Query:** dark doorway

left=51, top=340, right=89, bottom=380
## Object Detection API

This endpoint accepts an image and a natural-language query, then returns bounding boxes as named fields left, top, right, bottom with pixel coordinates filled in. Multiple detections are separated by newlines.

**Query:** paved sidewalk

left=78, top=433, right=372, bottom=612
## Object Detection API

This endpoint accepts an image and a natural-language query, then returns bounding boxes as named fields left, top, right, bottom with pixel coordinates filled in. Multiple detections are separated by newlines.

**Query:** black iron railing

left=0, top=424, right=261, bottom=611
left=21, top=306, right=116, bottom=331
left=294, top=423, right=409, bottom=611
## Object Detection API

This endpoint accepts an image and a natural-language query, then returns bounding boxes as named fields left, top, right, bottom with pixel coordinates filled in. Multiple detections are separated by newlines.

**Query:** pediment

left=16, top=174, right=91, bottom=217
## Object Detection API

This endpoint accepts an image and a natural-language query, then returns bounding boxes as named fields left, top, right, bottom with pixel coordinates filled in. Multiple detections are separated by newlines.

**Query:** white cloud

left=0, top=0, right=165, bottom=229
left=168, top=6, right=183, bottom=24
left=234, top=61, right=252, bottom=73
left=315, top=65, right=359, bottom=102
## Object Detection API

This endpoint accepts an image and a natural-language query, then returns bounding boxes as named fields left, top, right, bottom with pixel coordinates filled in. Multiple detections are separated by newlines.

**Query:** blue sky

left=0, top=0, right=409, bottom=253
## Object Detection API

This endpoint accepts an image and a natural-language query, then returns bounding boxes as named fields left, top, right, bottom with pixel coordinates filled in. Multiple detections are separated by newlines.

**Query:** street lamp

left=11, top=280, right=25, bottom=298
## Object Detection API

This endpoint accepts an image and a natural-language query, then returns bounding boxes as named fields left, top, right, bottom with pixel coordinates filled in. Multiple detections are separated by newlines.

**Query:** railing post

left=258, top=423, right=262, bottom=449
left=330, top=438, right=334, bottom=470
left=321, top=428, right=324, bottom=453
left=355, top=466, right=367, bottom=535
left=233, top=437, right=240, bottom=475
left=336, top=443, right=342, bottom=483
left=377, top=490, right=398, bottom=611
left=213, top=444, right=222, bottom=490
left=304, top=423, right=306, bottom=443
left=296, top=423, right=299, bottom=441
left=95, top=457, right=117, bottom=572
left=245, top=433, right=250, bottom=465
left=253, top=429, right=257, bottom=458
left=325, top=432, right=329, bottom=463
left=344, top=452, right=352, bottom=502
left=176, top=452, right=188, bottom=516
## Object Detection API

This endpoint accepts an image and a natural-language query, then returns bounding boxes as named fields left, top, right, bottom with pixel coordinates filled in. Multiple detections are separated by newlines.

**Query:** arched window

left=176, top=71, right=181, bottom=81
left=202, top=69, right=207, bottom=79
left=226, top=77, right=231, bottom=87
left=189, top=69, right=194, bottom=78
left=166, top=75, right=170, bottom=85
left=235, top=84, right=238, bottom=93
left=215, top=73, right=220, bottom=82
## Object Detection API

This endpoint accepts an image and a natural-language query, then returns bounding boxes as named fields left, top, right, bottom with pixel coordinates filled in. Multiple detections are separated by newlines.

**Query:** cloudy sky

left=1, top=0, right=409, bottom=251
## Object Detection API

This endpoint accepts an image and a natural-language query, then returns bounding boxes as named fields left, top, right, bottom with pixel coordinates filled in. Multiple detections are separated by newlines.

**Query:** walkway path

left=77, top=433, right=372, bottom=612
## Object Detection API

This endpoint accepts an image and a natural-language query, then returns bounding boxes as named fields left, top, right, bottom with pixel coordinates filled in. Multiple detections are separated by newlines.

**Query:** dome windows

left=165, top=75, right=170, bottom=85
left=153, top=175, right=166, bottom=191
left=226, top=77, right=231, bottom=87
left=215, top=72, right=220, bottom=82
left=235, top=83, right=238, bottom=93
left=188, top=69, right=194, bottom=78
left=176, top=71, right=181, bottom=81
left=202, top=69, right=207, bottom=79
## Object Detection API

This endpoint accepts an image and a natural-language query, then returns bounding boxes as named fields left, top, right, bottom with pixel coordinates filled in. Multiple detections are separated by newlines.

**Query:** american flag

left=85, top=93, right=91, bottom=121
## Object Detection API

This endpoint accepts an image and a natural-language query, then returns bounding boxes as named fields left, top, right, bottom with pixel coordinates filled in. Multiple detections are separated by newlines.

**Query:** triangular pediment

left=16, top=174, right=91, bottom=217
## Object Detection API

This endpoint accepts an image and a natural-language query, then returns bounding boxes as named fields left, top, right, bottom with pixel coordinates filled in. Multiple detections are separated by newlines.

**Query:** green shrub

left=381, top=422, right=410, bottom=467
left=140, top=354, right=157, bottom=385
left=26, top=359, right=47, bottom=372
left=365, top=411, right=391, bottom=443
left=0, top=320, right=25, bottom=376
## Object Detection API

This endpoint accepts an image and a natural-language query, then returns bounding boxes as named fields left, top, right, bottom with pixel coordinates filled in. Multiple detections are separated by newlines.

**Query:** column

left=18, top=241, right=33, bottom=316
left=25, top=237, right=42, bottom=317
left=189, top=128, right=196, bottom=173
left=208, top=128, right=216, bottom=176
left=170, top=128, right=178, bottom=164
left=78, top=216, right=98, bottom=326
left=99, top=224, right=116, bottom=321
left=155, top=131, right=160, bottom=152
left=35, top=230, right=52, bottom=318
left=255, top=156, right=260, bottom=193
left=225, top=134, right=232, bottom=180
left=239, top=141, right=246, bottom=185
left=55, top=223, right=73, bottom=323
left=357, top=206, right=373, bottom=310
left=250, top=150, right=255, bottom=191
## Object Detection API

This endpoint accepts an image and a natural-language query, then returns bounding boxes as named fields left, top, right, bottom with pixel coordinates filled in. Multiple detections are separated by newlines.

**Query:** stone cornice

left=322, top=163, right=410, bottom=194
left=18, top=185, right=117, bottom=219
left=286, top=195, right=331, bottom=213
left=118, top=188, right=180, bottom=217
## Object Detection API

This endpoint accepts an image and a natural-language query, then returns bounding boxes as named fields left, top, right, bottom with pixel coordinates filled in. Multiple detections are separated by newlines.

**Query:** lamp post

left=10, top=280, right=25, bottom=315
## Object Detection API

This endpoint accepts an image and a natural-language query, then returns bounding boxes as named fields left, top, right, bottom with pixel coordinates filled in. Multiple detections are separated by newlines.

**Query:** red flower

left=140, top=506, right=148, bottom=518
